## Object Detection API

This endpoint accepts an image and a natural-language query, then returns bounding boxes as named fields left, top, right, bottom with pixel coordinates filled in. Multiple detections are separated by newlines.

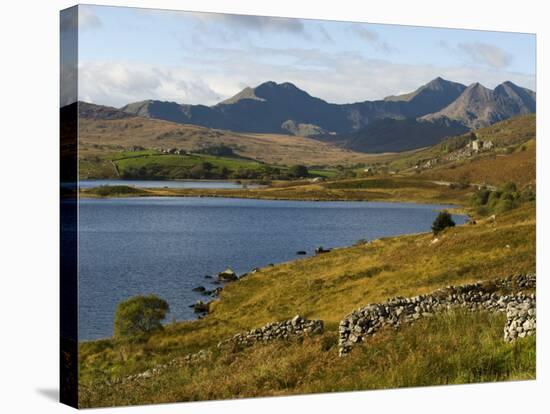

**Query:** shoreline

left=79, top=190, right=471, bottom=216
left=77, top=195, right=470, bottom=343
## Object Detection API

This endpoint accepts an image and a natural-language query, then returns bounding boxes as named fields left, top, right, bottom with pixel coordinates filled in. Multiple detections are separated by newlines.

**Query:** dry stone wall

left=504, top=298, right=536, bottom=342
left=338, top=274, right=535, bottom=356
left=217, top=315, right=324, bottom=349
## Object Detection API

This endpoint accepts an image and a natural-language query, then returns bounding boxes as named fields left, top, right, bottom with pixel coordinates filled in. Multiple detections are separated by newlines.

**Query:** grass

left=388, top=114, right=536, bottom=186
left=79, top=310, right=535, bottom=407
left=78, top=200, right=535, bottom=407
left=77, top=116, right=385, bottom=173
left=76, top=113, right=536, bottom=406
left=421, top=140, right=536, bottom=187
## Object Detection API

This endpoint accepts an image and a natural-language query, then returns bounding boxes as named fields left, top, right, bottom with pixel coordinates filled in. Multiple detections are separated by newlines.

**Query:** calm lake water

left=79, top=179, right=256, bottom=189
left=78, top=197, right=467, bottom=340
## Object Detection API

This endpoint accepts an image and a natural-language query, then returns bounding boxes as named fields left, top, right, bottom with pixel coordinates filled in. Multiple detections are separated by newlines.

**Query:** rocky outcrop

left=338, top=274, right=535, bottom=356
left=217, top=315, right=324, bottom=349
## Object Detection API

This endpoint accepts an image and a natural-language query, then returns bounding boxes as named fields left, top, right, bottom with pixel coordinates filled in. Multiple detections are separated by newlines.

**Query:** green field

left=79, top=149, right=338, bottom=180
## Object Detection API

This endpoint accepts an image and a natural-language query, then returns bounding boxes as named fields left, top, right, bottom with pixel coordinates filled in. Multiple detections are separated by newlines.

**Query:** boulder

left=218, top=268, right=238, bottom=282
left=191, top=300, right=209, bottom=313
left=192, top=286, right=206, bottom=292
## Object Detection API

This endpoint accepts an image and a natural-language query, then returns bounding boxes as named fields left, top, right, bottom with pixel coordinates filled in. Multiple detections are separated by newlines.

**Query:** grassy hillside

left=80, top=310, right=535, bottom=407
left=78, top=116, right=385, bottom=169
left=79, top=147, right=341, bottom=181
left=77, top=111, right=536, bottom=407
left=387, top=114, right=536, bottom=187
left=79, top=201, right=535, bottom=406
left=421, top=140, right=536, bottom=187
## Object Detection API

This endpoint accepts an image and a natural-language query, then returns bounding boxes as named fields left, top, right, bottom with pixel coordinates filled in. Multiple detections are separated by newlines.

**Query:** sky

left=69, top=4, right=536, bottom=108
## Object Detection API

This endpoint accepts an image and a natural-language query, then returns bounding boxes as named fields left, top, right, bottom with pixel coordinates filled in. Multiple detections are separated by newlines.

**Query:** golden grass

left=78, top=117, right=389, bottom=167
left=79, top=201, right=535, bottom=397
left=421, top=140, right=536, bottom=187
left=79, top=310, right=535, bottom=407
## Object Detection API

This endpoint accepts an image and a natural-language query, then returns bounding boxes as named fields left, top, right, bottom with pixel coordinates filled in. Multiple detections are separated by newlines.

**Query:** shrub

left=91, top=185, right=145, bottom=196
left=499, top=182, right=517, bottom=193
left=289, top=165, right=309, bottom=178
left=114, top=295, right=169, bottom=338
left=431, top=211, right=455, bottom=235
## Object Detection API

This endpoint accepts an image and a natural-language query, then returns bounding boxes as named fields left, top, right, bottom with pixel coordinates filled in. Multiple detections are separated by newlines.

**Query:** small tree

left=114, top=295, right=169, bottom=338
left=431, top=211, right=455, bottom=235
left=289, top=164, right=309, bottom=178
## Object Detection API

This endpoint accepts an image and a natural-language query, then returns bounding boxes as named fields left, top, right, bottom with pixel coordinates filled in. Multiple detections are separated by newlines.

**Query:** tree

left=289, top=165, right=309, bottom=178
left=431, top=211, right=455, bottom=235
left=114, top=295, right=169, bottom=338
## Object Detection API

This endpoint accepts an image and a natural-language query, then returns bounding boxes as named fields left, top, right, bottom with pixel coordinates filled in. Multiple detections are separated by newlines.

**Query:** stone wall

left=113, top=316, right=323, bottom=386
left=338, top=274, right=535, bottom=356
left=218, top=315, right=324, bottom=349
left=504, top=298, right=536, bottom=341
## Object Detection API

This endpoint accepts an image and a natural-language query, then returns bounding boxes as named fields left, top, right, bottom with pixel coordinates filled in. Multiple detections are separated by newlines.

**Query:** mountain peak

left=219, top=86, right=265, bottom=105
left=219, top=81, right=308, bottom=105
left=422, top=80, right=535, bottom=129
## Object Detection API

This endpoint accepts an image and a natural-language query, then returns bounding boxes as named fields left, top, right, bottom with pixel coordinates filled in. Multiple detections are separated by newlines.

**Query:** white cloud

left=350, top=25, right=394, bottom=53
left=210, top=14, right=304, bottom=34
left=458, top=42, right=512, bottom=69
left=78, top=47, right=535, bottom=108
left=78, top=62, right=221, bottom=107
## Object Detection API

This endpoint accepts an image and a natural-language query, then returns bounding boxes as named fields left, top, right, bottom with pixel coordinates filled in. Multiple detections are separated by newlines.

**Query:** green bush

left=289, top=165, right=309, bottom=178
left=431, top=211, right=455, bottom=235
left=114, top=295, right=170, bottom=338
left=91, top=185, right=146, bottom=196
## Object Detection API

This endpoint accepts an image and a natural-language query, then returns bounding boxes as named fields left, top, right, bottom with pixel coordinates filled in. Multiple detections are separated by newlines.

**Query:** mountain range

left=79, top=77, right=535, bottom=153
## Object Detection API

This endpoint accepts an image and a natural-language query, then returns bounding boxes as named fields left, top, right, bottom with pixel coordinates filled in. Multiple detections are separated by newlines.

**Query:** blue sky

left=74, top=4, right=536, bottom=107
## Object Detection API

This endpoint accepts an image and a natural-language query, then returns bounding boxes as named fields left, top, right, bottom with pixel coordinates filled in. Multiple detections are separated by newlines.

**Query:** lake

left=79, top=179, right=257, bottom=189
left=77, top=197, right=467, bottom=340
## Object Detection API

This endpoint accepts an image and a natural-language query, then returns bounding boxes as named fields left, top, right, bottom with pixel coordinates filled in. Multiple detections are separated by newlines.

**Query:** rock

left=218, top=268, right=238, bottom=282
left=192, top=286, right=206, bottom=292
left=338, top=274, right=536, bottom=356
left=191, top=300, right=209, bottom=313
left=315, top=246, right=331, bottom=254
left=296, top=251, right=307, bottom=255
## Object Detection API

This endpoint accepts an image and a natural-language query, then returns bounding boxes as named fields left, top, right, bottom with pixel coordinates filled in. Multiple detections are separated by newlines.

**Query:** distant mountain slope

left=119, top=78, right=476, bottom=136
left=340, top=118, right=468, bottom=153
left=384, top=77, right=467, bottom=114
left=78, top=101, right=132, bottom=120
left=86, top=77, right=535, bottom=153
left=422, top=81, right=536, bottom=129
left=77, top=115, right=381, bottom=167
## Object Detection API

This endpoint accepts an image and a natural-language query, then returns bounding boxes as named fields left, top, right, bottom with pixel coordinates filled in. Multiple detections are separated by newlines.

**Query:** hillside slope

left=77, top=115, right=384, bottom=173
left=338, top=118, right=468, bottom=153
